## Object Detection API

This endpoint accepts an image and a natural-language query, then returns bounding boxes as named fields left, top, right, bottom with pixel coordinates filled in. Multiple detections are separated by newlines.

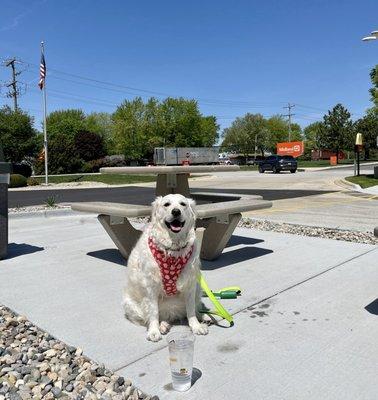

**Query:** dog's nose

left=171, top=208, right=181, bottom=217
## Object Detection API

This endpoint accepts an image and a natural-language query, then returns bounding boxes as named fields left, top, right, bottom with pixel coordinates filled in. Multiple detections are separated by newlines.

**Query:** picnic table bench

left=71, top=165, right=272, bottom=260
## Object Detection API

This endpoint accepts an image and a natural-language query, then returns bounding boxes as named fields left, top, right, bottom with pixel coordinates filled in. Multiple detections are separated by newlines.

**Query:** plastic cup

left=166, top=327, right=195, bottom=392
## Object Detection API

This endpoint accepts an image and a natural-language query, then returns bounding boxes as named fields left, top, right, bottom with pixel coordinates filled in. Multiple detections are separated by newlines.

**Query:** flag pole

left=41, top=41, right=48, bottom=185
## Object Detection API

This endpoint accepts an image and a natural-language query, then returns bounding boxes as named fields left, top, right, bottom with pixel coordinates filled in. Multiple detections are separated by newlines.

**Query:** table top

left=100, top=165, right=240, bottom=175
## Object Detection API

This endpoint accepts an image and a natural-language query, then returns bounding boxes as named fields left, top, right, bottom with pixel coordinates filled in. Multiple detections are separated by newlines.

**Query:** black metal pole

left=357, top=149, right=360, bottom=176
left=0, top=144, right=11, bottom=260
left=0, top=179, right=8, bottom=259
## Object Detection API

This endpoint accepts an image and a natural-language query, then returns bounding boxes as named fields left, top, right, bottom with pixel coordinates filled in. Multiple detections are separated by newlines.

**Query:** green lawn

left=345, top=175, right=378, bottom=188
left=34, top=174, right=156, bottom=185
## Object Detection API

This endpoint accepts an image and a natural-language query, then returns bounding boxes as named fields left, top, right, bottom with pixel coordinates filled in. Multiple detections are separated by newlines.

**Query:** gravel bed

left=9, top=206, right=71, bottom=214
left=0, top=306, right=157, bottom=400
left=239, top=218, right=378, bottom=245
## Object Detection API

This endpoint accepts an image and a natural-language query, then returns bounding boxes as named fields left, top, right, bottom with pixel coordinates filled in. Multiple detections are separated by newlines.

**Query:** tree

left=354, top=109, right=378, bottom=160
left=74, top=130, right=106, bottom=162
left=303, top=121, right=326, bottom=158
left=0, top=106, right=39, bottom=162
left=46, top=109, right=87, bottom=140
left=221, top=113, right=268, bottom=159
left=265, top=115, right=302, bottom=152
left=369, top=65, right=378, bottom=109
left=112, top=97, right=219, bottom=162
left=43, top=109, right=87, bottom=173
left=322, top=104, right=353, bottom=163
left=85, top=112, right=114, bottom=154
left=112, top=98, right=149, bottom=161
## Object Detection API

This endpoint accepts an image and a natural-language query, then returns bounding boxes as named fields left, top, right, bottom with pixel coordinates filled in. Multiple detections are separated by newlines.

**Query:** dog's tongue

left=171, top=224, right=182, bottom=232
left=170, top=220, right=182, bottom=232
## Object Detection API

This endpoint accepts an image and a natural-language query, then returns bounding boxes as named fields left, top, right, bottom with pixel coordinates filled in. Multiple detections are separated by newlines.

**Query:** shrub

left=102, top=155, right=126, bottom=167
left=74, top=130, right=106, bottom=162
left=9, top=174, right=27, bottom=188
left=12, top=163, right=32, bottom=178
left=34, top=134, right=83, bottom=175
left=27, top=177, right=40, bottom=186
left=81, top=155, right=126, bottom=173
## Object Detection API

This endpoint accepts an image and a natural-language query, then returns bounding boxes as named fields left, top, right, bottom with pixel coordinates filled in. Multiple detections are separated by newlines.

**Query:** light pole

left=254, top=133, right=258, bottom=161
left=362, top=30, right=378, bottom=42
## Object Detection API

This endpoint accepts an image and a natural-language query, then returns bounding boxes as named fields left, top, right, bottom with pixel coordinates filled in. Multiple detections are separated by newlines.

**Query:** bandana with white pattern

left=148, top=237, right=193, bottom=296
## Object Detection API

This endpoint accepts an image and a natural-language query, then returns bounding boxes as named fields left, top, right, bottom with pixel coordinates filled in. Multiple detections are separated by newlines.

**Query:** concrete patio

left=1, top=211, right=377, bottom=399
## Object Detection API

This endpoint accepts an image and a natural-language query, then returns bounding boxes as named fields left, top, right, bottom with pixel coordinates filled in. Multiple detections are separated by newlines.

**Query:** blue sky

left=1, top=0, right=377, bottom=133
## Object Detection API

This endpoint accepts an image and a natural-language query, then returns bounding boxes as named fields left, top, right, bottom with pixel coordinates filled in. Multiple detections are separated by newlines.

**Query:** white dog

left=123, top=193, right=209, bottom=342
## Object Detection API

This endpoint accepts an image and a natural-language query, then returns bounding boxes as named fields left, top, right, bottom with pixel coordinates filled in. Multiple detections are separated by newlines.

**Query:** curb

left=9, top=208, right=93, bottom=220
left=334, top=179, right=360, bottom=191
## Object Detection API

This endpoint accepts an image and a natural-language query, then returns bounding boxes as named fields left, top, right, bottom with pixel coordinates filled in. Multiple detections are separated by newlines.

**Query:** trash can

left=0, top=161, right=11, bottom=260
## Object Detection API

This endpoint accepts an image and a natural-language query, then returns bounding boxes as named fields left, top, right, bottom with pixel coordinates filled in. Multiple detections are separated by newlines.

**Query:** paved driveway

left=1, top=213, right=377, bottom=399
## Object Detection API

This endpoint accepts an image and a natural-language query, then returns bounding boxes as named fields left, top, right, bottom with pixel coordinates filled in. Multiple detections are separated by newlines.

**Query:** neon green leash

left=197, top=273, right=241, bottom=326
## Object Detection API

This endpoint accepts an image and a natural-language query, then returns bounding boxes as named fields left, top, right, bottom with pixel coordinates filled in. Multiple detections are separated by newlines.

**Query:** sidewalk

left=0, top=213, right=377, bottom=399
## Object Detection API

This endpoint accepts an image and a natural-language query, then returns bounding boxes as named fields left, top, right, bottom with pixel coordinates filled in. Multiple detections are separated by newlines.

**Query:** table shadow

left=226, top=234, right=264, bottom=247
left=5, top=243, right=44, bottom=260
left=87, top=248, right=125, bottom=266
left=365, top=298, right=378, bottom=315
left=202, top=246, right=273, bottom=270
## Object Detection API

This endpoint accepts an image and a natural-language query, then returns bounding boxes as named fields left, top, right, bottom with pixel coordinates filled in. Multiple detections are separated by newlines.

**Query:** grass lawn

left=345, top=174, right=378, bottom=188
left=34, top=174, right=156, bottom=185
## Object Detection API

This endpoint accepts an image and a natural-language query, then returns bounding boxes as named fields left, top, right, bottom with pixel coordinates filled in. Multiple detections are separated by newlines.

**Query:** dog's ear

left=188, top=198, right=197, bottom=219
left=151, top=196, right=163, bottom=224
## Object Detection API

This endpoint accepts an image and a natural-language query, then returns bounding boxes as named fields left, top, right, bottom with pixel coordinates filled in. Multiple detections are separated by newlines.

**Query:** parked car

left=247, top=156, right=265, bottom=165
left=258, top=155, right=297, bottom=173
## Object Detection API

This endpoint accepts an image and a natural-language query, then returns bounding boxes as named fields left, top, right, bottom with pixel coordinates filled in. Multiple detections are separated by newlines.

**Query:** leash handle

left=197, top=273, right=234, bottom=326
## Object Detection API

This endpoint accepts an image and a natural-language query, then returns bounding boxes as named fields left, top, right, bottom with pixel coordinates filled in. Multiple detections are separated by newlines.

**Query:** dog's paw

left=147, top=329, right=162, bottom=342
left=159, top=321, right=171, bottom=335
left=190, top=322, right=209, bottom=335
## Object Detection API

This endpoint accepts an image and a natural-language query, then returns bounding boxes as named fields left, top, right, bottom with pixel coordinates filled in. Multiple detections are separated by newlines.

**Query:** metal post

left=0, top=153, right=11, bottom=259
left=254, top=134, right=258, bottom=161
left=41, top=41, right=49, bottom=185
left=357, top=149, right=360, bottom=176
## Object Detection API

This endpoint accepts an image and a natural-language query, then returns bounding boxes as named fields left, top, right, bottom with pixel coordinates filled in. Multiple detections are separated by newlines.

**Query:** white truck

left=154, top=147, right=220, bottom=165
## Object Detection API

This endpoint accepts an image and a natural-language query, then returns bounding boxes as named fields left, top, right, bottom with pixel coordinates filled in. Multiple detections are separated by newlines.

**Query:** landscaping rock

left=239, top=218, right=378, bottom=245
left=0, top=305, right=157, bottom=399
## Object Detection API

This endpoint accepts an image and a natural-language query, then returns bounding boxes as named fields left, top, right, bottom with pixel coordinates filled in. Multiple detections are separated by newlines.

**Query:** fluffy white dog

left=123, top=193, right=209, bottom=342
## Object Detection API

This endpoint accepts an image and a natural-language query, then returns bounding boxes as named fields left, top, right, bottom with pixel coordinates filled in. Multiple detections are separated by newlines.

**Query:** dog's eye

left=180, top=202, right=187, bottom=207
left=163, top=202, right=171, bottom=207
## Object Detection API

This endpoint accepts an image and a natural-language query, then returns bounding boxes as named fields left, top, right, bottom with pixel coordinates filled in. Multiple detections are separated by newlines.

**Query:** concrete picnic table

left=72, top=165, right=272, bottom=260
left=99, top=164, right=240, bottom=196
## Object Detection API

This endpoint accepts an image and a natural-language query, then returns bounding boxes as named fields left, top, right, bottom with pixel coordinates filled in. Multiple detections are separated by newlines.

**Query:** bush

left=9, top=174, right=27, bottom=188
left=34, top=134, right=83, bottom=175
left=74, top=130, right=106, bottom=162
left=27, top=177, right=40, bottom=186
left=102, top=155, right=126, bottom=167
left=12, top=163, right=32, bottom=178
left=81, top=155, right=126, bottom=173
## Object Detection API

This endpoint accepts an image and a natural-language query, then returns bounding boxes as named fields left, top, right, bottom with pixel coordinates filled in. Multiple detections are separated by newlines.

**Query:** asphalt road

left=8, top=186, right=334, bottom=208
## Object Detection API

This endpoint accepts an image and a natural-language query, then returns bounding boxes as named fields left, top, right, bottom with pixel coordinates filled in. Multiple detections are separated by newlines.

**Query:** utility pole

left=2, top=58, right=25, bottom=111
left=283, top=103, right=295, bottom=142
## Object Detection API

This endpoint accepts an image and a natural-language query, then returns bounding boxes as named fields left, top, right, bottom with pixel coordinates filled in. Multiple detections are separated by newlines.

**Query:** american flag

left=38, top=53, right=46, bottom=90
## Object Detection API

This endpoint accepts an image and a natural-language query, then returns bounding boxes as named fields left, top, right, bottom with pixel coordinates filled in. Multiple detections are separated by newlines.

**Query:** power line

left=283, top=103, right=295, bottom=141
left=24, top=61, right=286, bottom=108
left=1, top=58, right=27, bottom=111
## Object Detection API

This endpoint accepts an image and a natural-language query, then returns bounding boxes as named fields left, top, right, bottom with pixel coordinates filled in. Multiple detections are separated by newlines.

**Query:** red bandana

left=148, top=237, right=193, bottom=296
